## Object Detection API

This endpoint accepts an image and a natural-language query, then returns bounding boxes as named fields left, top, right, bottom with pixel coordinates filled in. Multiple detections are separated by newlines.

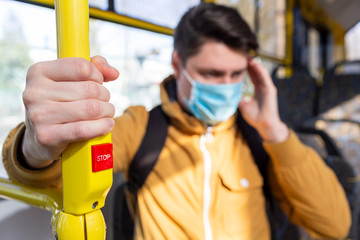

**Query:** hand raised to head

left=238, top=58, right=289, bottom=143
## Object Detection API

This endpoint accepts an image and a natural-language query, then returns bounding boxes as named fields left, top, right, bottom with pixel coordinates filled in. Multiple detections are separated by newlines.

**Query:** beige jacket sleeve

left=1, top=106, right=149, bottom=188
left=2, top=123, right=62, bottom=188
left=264, top=131, right=351, bottom=239
left=112, top=106, right=149, bottom=175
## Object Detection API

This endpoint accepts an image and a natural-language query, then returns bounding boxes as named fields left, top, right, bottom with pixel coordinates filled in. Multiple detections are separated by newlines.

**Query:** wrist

left=258, top=121, right=289, bottom=143
left=22, top=130, right=55, bottom=169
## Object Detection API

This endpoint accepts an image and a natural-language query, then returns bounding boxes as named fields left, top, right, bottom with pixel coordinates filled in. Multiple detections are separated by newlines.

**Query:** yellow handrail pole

left=284, top=0, right=295, bottom=77
left=0, top=178, right=62, bottom=214
left=54, top=0, right=113, bottom=238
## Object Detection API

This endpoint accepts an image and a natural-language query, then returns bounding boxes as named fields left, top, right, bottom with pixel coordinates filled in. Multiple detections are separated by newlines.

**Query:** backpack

left=113, top=105, right=301, bottom=240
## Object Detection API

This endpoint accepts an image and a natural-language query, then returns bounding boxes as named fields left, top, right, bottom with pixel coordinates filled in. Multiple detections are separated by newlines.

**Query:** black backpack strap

left=236, top=111, right=301, bottom=240
left=113, top=105, right=169, bottom=240
left=127, top=105, right=169, bottom=193
left=113, top=181, right=137, bottom=240
left=235, top=111, right=271, bottom=199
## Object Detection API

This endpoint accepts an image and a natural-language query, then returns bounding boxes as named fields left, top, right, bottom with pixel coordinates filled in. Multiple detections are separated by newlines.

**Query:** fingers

left=238, top=97, right=259, bottom=118
left=247, top=58, right=275, bottom=91
left=34, top=81, right=111, bottom=102
left=35, top=118, right=115, bottom=147
left=27, top=56, right=119, bottom=85
left=27, top=100, right=115, bottom=126
left=91, top=55, right=119, bottom=82
left=59, top=118, right=115, bottom=143
left=25, top=57, right=117, bottom=103
left=28, top=57, right=104, bottom=84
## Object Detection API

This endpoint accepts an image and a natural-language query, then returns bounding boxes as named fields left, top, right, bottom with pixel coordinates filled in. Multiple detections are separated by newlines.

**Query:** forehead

left=185, top=41, right=248, bottom=71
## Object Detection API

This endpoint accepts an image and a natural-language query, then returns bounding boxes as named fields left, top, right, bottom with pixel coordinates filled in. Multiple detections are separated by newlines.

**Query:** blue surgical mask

left=182, top=70, right=244, bottom=125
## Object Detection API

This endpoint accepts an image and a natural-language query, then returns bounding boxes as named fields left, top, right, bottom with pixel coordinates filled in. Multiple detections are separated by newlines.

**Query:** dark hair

left=174, top=3, right=259, bottom=65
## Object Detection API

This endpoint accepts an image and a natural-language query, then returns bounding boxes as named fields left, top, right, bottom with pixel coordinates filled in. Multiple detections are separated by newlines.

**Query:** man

left=2, top=3, right=350, bottom=239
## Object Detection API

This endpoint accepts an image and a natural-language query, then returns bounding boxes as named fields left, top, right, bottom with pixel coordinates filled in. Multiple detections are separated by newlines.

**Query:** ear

left=171, top=50, right=181, bottom=79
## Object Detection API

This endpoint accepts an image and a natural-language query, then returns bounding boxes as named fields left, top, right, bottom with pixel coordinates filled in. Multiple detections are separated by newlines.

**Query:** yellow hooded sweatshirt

left=2, top=77, right=351, bottom=240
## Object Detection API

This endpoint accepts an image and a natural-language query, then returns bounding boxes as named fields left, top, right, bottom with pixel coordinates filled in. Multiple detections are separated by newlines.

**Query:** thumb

left=238, top=95, right=254, bottom=112
left=91, top=55, right=119, bottom=82
left=238, top=97, right=259, bottom=124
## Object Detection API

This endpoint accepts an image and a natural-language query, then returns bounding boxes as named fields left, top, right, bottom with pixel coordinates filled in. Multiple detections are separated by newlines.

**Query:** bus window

left=345, top=22, right=360, bottom=61
left=256, top=0, right=286, bottom=59
left=215, top=0, right=256, bottom=30
left=308, top=27, right=321, bottom=79
left=89, top=0, right=108, bottom=10
left=89, top=19, right=173, bottom=116
left=114, top=0, right=200, bottom=29
left=214, top=0, right=286, bottom=61
left=0, top=1, right=55, bottom=177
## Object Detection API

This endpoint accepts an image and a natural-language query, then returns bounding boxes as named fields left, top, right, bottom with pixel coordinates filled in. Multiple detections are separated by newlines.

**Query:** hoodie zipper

left=200, top=126, right=213, bottom=240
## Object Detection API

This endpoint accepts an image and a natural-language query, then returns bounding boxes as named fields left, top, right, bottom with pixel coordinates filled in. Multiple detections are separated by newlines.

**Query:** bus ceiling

left=309, top=0, right=360, bottom=31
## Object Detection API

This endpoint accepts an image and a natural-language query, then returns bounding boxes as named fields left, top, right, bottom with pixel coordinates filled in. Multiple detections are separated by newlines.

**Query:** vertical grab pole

left=54, top=0, right=113, bottom=238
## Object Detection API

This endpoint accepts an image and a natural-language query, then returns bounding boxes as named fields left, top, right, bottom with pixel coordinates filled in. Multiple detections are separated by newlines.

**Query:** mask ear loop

left=182, top=70, right=195, bottom=86
left=181, top=69, right=196, bottom=105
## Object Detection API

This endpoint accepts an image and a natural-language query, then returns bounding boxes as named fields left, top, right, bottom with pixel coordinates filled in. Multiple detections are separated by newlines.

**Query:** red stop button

left=91, top=143, right=113, bottom=172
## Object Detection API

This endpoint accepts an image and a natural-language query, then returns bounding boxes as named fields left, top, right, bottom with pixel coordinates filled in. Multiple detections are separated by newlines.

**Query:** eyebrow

left=197, top=68, right=246, bottom=76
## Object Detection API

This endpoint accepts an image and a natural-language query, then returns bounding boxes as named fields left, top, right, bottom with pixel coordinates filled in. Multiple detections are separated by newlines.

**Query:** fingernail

left=108, top=118, right=115, bottom=128
left=244, top=96, right=252, bottom=102
left=253, top=57, right=262, bottom=64
left=102, top=62, right=111, bottom=69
